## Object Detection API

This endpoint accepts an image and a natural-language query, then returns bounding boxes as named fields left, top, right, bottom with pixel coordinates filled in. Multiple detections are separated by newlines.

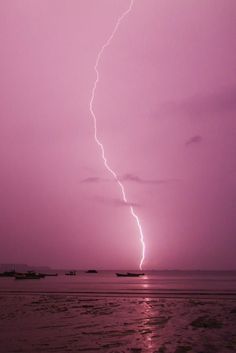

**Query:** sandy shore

left=0, top=293, right=235, bottom=353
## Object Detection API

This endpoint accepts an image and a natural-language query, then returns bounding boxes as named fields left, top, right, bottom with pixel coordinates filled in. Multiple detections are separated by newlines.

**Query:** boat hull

left=116, top=272, right=145, bottom=277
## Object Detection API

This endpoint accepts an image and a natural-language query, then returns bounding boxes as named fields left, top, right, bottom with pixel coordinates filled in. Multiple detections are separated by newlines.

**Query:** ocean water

left=0, top=271, right=236, bottom=295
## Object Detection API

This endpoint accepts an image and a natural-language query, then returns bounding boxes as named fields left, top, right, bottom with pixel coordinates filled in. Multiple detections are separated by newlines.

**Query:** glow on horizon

left=88, top=0, right=145, bottom=270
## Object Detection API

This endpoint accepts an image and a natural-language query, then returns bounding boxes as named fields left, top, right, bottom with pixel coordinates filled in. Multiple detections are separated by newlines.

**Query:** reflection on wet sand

left=0, top=293, right=236, bottom=352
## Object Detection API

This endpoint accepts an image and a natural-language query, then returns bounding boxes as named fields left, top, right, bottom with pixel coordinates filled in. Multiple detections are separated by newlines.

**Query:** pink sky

left=0, top=0, right=236, bottom=269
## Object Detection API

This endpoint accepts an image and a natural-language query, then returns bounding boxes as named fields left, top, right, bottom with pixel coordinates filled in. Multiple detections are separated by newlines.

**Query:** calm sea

left=0, top=271, right=236, bottom=296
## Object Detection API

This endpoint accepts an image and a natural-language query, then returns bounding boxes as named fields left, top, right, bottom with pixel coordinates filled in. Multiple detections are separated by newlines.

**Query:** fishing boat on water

left=14, top=271, right=45, bottom=280
left=86, top=270, right=98, bottom=274
left=65, top=271, right=77, bottom=276
left=0, top=270, right=17, bottom=277
left=116, top=272, right=145, bottom=277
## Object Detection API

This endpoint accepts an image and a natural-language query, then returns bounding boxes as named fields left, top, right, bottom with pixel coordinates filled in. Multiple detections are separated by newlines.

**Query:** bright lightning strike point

left=89, top=0, right=145, bottom=270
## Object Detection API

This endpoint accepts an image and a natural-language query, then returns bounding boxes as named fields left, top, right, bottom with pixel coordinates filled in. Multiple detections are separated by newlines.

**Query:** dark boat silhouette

left=0, top=270, right=17, bottom=277
left=65, top=271, right=77, bottom=276
left=116, top=272, right=145, bottom=277
left=86, top=270, right=98, bottom=274
left=14, top=271, right=45, bottom=280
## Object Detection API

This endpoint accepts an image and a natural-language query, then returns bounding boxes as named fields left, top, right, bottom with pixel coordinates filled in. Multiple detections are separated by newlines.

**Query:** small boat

left=14, top=273, right=28, bottom=280
left=86, top=270, right=98, bottom=274
left=14, top=271, right=44, bottom=280
left=116, top=272, right=145, bottom=277
left=0, top=270, right=17, bottom=277
left=65, top=271, right=77, bottom=276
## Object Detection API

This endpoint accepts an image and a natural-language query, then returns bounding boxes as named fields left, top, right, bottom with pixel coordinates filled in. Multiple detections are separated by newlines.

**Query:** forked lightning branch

left=88, top=0, right=145, bottom=270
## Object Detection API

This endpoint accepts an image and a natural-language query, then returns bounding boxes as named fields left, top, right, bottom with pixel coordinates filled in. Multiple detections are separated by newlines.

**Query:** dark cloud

left=122, top=174, right=179, bottom=184
left=185, top=135, right=202, bottom=146
left=82, top=174, right=179, bottom=185
left=94, top=196, right=140, bottom=208
left=81, top=177, right=111, bottom=183
left=159, top=85, right=236, bottom=117
left=81, top=177, right=101, bottom=183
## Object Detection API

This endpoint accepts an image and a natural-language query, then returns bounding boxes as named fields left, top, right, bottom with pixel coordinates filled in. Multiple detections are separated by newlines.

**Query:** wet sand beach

left=0, top=292, right=236, bottom=353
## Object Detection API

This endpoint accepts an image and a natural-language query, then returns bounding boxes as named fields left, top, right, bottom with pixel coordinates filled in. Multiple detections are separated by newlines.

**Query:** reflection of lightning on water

left=89, top=0, right=145, bottom=270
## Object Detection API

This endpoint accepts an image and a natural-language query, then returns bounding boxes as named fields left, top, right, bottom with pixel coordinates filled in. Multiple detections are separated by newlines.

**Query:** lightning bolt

left=89, top=0, right=145, bottom=270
